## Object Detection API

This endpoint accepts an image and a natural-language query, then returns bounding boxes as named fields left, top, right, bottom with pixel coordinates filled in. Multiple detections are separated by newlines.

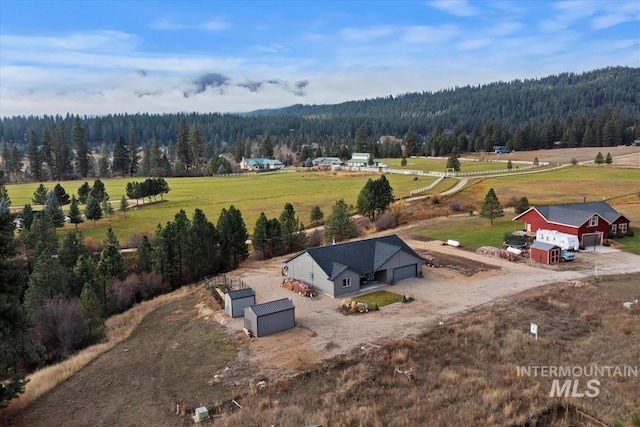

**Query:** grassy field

left=382, top=157, right=544, bottom=173
left=410, top=215, right=517, bottom=248
left=4, top=172, right=436, bottom=243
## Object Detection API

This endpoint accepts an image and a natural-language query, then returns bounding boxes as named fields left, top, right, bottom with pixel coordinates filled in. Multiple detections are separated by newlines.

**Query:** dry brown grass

left=213, top=274, right=640, bottom=427
left=0, top=286, right=195, bottom=420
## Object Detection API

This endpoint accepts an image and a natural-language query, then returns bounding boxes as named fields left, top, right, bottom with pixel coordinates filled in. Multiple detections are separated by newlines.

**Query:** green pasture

left=381, top=157, right=536, bottom=173
left=355, top=290, right=404, bottom=307
left=456, top=165, right=640, bottom=206
left=410, top=215, right=516, bottom=249
left=4, top=171, right=436, bottom=243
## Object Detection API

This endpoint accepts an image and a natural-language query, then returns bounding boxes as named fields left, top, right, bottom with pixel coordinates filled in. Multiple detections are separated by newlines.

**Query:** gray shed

left=224, top=288, right=256, bottom=318
left=244, top=298, right=295, bottom=337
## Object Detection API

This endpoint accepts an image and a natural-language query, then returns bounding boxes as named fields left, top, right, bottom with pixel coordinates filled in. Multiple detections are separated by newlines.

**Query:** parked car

left=561, top=249, right=575, bottom=262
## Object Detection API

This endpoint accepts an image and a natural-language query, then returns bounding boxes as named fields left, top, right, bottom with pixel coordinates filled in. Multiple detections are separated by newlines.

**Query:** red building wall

left=517, top=210, right=626, bottom=242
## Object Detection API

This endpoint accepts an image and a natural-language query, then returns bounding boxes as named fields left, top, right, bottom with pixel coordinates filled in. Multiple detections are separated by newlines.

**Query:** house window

left=611, top=224, right=617, bottom=234
left=589, top=216, right=598, bottom=227
left=342, top=277, right=352, bottom=288
left=619, top=223, right=627, bottom=234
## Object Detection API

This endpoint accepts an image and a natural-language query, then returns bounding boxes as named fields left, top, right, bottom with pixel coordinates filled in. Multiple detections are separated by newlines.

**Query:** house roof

left=530, top=241, right=559, bottom=251
left=248, top=298, right=295, bottom=317
left=349, top=153, right=371, bottom=162
left=244, top=158, right=283, bottom=166
left=513, top=201, right=627, bottom=227
left=313, top=157, right=342, bottom=165
left=288, top=234, right=423, bottom=280
left=227, top=288, right=255, bottom=300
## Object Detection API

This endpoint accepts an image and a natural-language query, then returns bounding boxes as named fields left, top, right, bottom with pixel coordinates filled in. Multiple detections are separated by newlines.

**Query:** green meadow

left=5, top=172, right=436, bottom=243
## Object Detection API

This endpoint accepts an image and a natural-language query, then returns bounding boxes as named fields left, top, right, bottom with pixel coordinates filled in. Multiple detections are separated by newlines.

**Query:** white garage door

left=393, top=264, right=417, bottom=282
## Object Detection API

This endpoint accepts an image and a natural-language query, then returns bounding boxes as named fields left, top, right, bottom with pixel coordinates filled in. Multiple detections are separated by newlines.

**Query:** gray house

left=244, top=298, right=295, bottom=337
left=224, top=288, right=256, bottom=318
left=284, top=234, right=424, bottom=298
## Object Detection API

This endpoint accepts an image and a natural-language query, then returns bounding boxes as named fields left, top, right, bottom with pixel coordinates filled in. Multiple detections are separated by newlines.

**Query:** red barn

left=513, top=201, right=631, bottom=247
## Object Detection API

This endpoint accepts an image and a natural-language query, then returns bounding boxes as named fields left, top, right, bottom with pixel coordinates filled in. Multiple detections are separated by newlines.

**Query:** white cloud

left=429, top=0, right=478, bottom=17
left=403, top=25, right=457, bottom=44
left=591, top=1, right=640, bottom=30
left=1, top=31, right=138, bottom=52
left=488, top=21, right=524, bottom=36
left=150, top=17, right=230, bottom=32
left=340, top=25, right=394, bottom=42
left=456, top=38, right=491, bottom=51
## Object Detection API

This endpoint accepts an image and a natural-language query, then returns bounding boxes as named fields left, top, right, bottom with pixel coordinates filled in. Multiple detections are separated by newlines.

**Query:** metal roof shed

left=529, top=241, right=561, bottom=265
left=244, top=298, right=295, bottom=337
left=224, top=288, right=256, bottom=318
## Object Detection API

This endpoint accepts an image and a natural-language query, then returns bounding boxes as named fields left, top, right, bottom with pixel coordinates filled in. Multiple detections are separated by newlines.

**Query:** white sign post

left=530, top=323, right=538, bottom=340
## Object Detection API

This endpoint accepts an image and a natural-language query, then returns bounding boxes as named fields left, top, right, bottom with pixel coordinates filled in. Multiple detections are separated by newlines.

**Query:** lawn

left=355, top=290, right=404, bottom=307
left=382, top=157, right=538, bottom=173
left=4, top=171, right=436, bottom=243
left=410, top=215, right=517, bottom=249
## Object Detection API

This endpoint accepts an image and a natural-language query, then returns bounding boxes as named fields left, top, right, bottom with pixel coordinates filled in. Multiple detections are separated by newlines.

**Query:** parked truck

left=535, top=229, right=580, bottom=251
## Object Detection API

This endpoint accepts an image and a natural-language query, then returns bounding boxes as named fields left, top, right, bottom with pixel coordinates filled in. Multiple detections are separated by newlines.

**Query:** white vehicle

left=535, top=229, right=580, bottom=251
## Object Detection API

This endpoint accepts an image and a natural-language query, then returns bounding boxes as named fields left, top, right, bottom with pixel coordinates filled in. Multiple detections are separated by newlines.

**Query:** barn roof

left=513, top=201, right=627, bottom=226
left=227, top=288, right=255, bottom=300
left=288, top=234, right=423, bottom=280
left=248, top=298, right=295, bottom=317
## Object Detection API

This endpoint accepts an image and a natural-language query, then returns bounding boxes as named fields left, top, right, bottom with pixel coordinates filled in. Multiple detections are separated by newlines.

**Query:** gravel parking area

left=218, top=238, right=640, bottom=381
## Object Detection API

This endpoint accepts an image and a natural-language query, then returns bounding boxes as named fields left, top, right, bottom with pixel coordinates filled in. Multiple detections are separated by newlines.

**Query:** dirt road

left=219, top=238, right=640, bottom=383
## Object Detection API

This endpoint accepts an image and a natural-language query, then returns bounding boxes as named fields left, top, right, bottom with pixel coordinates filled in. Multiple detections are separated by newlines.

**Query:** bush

left=430, top=193, right=440, bottom=205
left=84, top=236, right=104, bottom=255
left=626, top=228, right=635, bottom=237
left=113, top=272, right=169, bottom=313
left=375, top=212, right=398, bottom=231
left=504, top=196, right=519, bottom=209
left=448, top=201, right=462, bottom=212
left=126, top=233, right=152, bottom=249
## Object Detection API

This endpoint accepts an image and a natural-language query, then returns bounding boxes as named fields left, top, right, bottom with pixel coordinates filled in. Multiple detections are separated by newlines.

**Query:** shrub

left=626, top=228, right=635, bottom=237
left=504, top=196, right=519, bottom=209
left=430, top=193, right=440, bottom=205
left=448, top=201, right=462, bottom=212
left=83, top=236, right=104, bottom=255
left=126, top=233, right=151, bottom=249
left=113, top=272, right=169, bottom=313
left=375, top=213, right=398, bottom=231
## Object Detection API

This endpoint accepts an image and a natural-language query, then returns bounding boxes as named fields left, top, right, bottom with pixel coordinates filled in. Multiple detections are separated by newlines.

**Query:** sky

left=1, top=0, right=639, bottom=117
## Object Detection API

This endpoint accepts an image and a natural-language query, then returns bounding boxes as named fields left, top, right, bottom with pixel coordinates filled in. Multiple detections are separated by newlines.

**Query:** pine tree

left=0, top=183, right=9, bottom=206
left=355, top=124, right=369, bottom=152
left=261, top=135, right=274, bottom=158
left=404, top=126, right=417, bottom=157
left=140, top=143, right=151, bottom=177
left=97, top=244, right=127, bottom=281
left=594, top=151, right=604, bottom=165
left=233, top=131, right=244, bottom=163
left=217, top=205, right=249, bottom=271
left=26, top=130, right=43, bottom=181
left=90, top=179, right=107, bottom=203
left=53, top=183, right=70, bottom=205
left=279, top=203, right=306, bottom=254
left=78, top=283, right=104, bottom=340
left=72, top=117, right=90, bottom=178
left=446, top=154, right=461, bottom=172
left=605, top=152, right=613, bottom=165
left=479, top=188, right=504, bottom=225
left=120, top=195, right=128, bottom=218
left=176, top=119, right=191, bottom=171
left=253, top=212, right=270, bottom=259
left=41, top=125, right=53, bottom=180
left=24, top=248, right=69, bottom=311
left=84, top=194, right=102, bottom=225
left=186, top=208, right=218, bottom=279
left=112, top=136, right=129, bottom=177
left=0, top=199, right=15, bottom=259
left=32, top=183, right=48, bottom=205
left=515, top=196, right=530, bottom=215
left=104, top=225, right=119, bottom=247
left=310, top=205, right=324, bottom=226
left=68, top=195, right=83, bottom=229
left=325, top=199, right=358, bottom=242
left=77, top=181, right=92, bottom=204
left=135, top=235, right=153, bottom=274
left=58, top=230, right=89, bottom=270
left=44, top=191, right=65, bottom=227
left=189, top=121, right=204, bottom=170
left=21, top=203, right=35, bottom=230
left=128, top=127, right=139, bottom=177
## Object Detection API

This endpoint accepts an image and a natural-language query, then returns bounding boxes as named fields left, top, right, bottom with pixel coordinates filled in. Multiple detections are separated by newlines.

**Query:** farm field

left=5, top=172, right=436, bottom=242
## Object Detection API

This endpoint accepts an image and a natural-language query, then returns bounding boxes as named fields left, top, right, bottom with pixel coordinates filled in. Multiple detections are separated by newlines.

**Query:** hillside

left=1, top=67, right=638, bottom=157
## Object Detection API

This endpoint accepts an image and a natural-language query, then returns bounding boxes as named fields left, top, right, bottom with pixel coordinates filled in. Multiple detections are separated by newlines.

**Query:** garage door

left=582, top=233, right=599, bottom=248
left=393, top=264, right=417, bottom=282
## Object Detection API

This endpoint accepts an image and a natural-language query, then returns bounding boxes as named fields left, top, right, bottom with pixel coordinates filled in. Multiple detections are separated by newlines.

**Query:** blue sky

left=1, top=0, right=639, bottom=117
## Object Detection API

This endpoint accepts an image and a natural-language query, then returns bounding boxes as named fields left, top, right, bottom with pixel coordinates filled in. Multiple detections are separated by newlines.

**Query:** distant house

left=244, top=298, right=295, bottom=337
left=284, top=234, right=424, bottom=298
left=224, top=288, right=256, bottom=318
left=240, top=157, right=284, bottom=171
left=312, top=157, right=343, bottom=167
left=513, top=201, right=631, bottom=247
left=347, top=152, right=385, bottom=167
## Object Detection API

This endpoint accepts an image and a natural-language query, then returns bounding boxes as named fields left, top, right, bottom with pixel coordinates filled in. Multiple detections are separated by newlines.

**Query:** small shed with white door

left=244, top=298, right=295, bottom=337
left=224, top=288, right=256, bottom=318
left=529, top=241, right=561, bottom=265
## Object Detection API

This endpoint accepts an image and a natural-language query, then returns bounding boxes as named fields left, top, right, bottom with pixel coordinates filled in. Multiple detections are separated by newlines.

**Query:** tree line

left=1, top=67, right=638, bottom=183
